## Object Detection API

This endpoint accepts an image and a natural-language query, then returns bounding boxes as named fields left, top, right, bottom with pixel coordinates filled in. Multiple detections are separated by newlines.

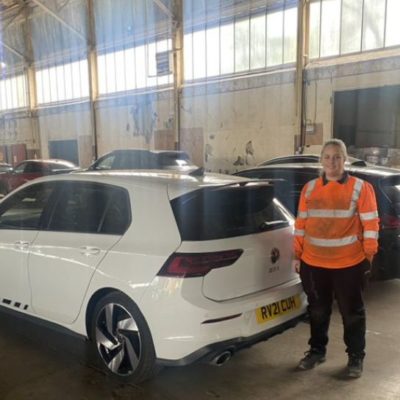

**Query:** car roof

left=100, top=149, right=188, bottom=156
left=259, top=154, right=369, bottom=167
left=240, top=162, right=400, bottom=178
left=17, top=159, right=77, bottom=166
left=20, top=169, right=259, bottom=199
left=259, top=155, right=319, bottom=165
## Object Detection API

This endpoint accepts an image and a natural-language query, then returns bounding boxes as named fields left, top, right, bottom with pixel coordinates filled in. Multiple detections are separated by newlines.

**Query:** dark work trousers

left=300, top=259, right=369, bottom=358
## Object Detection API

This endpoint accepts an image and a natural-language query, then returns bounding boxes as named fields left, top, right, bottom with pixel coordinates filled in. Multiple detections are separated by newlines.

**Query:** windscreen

left=171, top=184, right=292, bottom=241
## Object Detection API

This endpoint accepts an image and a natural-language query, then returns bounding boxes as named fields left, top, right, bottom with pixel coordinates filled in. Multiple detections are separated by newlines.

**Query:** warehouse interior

left=1, top=1, right=400, bottom=399
left=0, top=0, right=399, bottom=172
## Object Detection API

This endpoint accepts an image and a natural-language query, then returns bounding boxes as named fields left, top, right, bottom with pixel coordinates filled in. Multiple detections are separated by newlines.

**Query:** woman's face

left=321, top=144, right=345, bottom=180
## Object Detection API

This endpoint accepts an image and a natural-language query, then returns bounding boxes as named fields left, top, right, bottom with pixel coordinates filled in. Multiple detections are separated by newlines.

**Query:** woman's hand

left=292, top=259, right=301, bottom=274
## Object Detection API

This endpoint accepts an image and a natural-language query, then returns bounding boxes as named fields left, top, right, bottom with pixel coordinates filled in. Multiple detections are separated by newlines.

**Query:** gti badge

left=270, top=248, right=280, bottom=264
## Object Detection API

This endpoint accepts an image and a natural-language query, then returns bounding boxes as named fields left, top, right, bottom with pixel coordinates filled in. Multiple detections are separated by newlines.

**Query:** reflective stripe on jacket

left=294, top=174, right=379, bottom=268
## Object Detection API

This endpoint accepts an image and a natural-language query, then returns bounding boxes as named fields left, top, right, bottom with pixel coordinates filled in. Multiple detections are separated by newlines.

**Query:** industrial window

left=183, top=3, right=297, bottom=81
left=0, top=74, right=28, bottom=111
left=309, top=0, right=400, bottom=59
left=97, top=38, right=173, bottom=95
left=36, top=59, right=89, bottom=105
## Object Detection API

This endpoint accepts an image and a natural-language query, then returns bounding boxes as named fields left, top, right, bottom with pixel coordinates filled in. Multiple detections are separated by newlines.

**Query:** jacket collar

left=322, top=171, right=349, bottom=185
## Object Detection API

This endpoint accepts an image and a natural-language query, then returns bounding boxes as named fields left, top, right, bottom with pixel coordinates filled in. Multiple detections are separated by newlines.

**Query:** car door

left=0, top=182, right=56, bottom=310
left=28, top=181, right=131, bottom=324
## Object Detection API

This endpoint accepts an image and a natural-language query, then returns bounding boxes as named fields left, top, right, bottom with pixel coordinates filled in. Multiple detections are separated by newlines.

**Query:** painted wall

left=1, top=53, right=400, bottom=171
left=0, top=113, right=39, bottom=164
left=37, top=103, right=93, bottom=166
left=181, top=70, right=298, bottom=173
left=95, top=91, right=175, bottom=158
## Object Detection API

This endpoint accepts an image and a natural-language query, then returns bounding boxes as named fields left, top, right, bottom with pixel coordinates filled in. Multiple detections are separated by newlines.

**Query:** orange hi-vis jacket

left=294, top=173, right=379, bottom=268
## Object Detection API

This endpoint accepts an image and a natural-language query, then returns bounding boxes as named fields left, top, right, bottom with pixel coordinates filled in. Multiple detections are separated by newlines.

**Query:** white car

left=0, top=170, right=306, bottom=382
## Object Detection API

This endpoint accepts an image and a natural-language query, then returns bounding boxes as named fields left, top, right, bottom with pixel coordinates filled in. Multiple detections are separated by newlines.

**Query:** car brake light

left=158, top=249, right=244, bottom=278
left=380, top=214, right=400, bottom=229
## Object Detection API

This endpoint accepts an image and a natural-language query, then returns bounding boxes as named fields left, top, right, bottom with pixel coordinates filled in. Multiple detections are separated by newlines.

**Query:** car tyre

left=90, top=291, right=160, bottom=383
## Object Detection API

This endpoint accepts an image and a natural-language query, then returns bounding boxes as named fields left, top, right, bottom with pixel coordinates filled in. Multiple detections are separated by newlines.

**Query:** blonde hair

left=320, top=139, right=348, bottom=161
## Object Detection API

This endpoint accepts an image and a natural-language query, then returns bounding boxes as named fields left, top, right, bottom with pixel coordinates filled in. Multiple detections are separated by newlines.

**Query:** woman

left=292, top=139, right=379, bottom=378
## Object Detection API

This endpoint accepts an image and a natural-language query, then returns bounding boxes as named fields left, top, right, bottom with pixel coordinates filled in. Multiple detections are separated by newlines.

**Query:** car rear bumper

left=156, top=312, right=307, bottom=366
left=140, top=277, right=307, bottom=362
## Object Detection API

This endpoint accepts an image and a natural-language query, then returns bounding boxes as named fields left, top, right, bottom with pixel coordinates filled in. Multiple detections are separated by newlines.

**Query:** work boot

left=346, top=355, right=363, bottom=378
left=297, top=350, right=326, bottom=370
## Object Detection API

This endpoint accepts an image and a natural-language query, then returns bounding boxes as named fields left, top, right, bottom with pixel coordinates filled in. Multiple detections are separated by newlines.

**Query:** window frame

left=183, top=2, right=298, bottom=82
left=0, top=73, right=28, bottom=111
left=35, top=58, right=90, bottom=105
left=309, top=0, right=400, bottom=61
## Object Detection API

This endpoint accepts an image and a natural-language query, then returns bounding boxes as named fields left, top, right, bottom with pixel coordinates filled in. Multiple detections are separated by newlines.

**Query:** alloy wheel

left=95, top=302, right=141, bottom=376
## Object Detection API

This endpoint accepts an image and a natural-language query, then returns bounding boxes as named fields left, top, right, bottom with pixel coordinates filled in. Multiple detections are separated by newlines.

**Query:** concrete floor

left=0, top=279, right=400, bottom=400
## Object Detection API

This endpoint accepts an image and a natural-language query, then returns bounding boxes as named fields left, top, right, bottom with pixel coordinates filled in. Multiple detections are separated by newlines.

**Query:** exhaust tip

left=210, top=350, right=233, bottom=367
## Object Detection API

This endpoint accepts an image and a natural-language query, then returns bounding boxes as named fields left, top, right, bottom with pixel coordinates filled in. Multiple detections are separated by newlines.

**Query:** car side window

left=94, top=155, right=115, bottom=170
left=25, top=163, right=45, bottom=173
left=47, top=182, right=131, bottom=234
left=98, top=189, right=131, bottom=234
left=116, top=152, right=149, bottom=169
left=13, top=163, right=27, bottom=174
left=49, top=163, right=68, bottom=171
left=0, top=183, right=56, bottom=230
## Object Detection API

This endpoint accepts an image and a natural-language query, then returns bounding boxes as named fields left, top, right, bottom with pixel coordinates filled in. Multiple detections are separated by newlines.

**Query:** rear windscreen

left=171, top=184, right=292, bottom=241
left=380, top=176, right=400, bottom=216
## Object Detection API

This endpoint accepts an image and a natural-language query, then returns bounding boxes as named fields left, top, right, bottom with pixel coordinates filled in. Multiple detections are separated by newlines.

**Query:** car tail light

left=158, top=249, right=244, bottom=278
left=380, top=214, right=400, bottom=229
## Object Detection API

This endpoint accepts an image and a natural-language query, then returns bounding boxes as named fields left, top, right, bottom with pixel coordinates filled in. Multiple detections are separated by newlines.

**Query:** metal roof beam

left=153, top=0, right=173, bottom=19
left=30, top=0, right=87, bottom=42
left=0, top=39, right=26, bottom=61
left=1, top=5, right=24, bottom=30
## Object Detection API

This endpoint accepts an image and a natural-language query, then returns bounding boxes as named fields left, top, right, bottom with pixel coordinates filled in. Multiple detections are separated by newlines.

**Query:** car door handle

left=79, top=246, right=101, bottom=256
left=14, top=241, right=30, bottom=250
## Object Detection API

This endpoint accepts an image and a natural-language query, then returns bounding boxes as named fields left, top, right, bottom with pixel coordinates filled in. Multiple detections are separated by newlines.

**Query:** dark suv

left=235, top=162, right=400, bottom=279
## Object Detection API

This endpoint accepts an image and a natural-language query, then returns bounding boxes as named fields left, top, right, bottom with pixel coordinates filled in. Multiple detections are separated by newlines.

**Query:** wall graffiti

left=204, top=138, right=257, bottom=174
left=233, top=140, right=256, bottom=167
left=129, top=96, right=159, bottom=144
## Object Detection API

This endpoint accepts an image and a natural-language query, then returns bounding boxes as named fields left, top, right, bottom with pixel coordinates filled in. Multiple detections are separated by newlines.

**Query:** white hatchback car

left=0, top=170, right=306, bottom=382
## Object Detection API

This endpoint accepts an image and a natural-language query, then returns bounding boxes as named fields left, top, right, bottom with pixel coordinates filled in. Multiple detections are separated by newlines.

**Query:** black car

left=235, top=162, right=400, bottom=280
left=88, top=149, right=196, bottom=171
left=259, top=154, right=368, bottom=166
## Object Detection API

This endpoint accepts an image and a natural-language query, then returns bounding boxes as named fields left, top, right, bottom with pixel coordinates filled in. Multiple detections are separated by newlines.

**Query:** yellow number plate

left=256, top=294, right=301, bottom=324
